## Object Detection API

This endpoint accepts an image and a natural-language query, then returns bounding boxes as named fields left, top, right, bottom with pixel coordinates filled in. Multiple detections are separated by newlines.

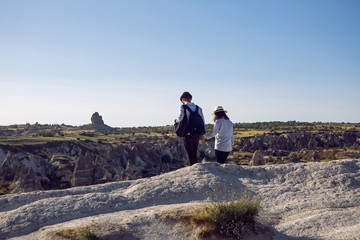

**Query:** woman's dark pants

left=215, top=149, right=230, bottom=164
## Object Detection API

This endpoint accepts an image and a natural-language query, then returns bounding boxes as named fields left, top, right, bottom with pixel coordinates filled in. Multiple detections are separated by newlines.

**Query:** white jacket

left=205, top=118, right=234, bottom=152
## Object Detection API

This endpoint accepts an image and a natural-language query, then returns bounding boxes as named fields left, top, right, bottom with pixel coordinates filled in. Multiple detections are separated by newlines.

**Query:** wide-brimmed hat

left=211, top=106, right=228, bottom=115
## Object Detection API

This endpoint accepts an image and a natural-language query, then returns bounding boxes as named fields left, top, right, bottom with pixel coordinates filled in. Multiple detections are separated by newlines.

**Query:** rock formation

left=1, top=130, right=359, bottom=194
left=0, top=151, right=47, bottom=193
left=239, top=131, right=360, bottom=153
left=17, top=167, right=43, bottom=192
left=0, top=138, right=216, bottom=194
left=250, top=150, right=264, bottom=166
left=307, top=135, right=318, bottom=149
left=91, top=112, right=105, bottom=125
left=81, top=112, right=118, bottom=134
left=71, top=151, right=96, bottom=187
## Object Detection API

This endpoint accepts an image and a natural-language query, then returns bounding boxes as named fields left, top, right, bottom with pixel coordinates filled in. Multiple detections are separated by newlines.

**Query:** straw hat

left=211, top=106, right=228, bottom=115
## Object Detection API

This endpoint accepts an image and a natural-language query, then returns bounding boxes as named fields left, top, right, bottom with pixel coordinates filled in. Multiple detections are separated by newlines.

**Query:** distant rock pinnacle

left=91, top=112, right=105, bottom=125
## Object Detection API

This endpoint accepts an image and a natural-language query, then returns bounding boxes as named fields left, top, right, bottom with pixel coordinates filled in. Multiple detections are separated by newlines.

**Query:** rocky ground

left=1, top=159, right=360, bottom=240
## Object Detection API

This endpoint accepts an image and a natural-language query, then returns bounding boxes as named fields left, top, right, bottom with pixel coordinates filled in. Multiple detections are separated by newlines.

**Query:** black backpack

left=174, top=105, right=188, bottom=137
left=183, top=105, right=205, bottom=137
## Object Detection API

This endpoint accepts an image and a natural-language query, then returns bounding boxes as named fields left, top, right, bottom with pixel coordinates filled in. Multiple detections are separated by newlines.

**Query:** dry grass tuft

left=163, top=192, right=260, bottom=239
left=55, top=224, right=102, bottom=240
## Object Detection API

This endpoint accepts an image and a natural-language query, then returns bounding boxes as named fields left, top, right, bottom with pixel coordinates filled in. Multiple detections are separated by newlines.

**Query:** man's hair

left=180, top=92, right=192, bottom=102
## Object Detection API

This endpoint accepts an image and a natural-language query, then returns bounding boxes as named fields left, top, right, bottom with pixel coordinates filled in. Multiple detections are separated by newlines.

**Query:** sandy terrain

left=1, top=159, right=360, bottom=240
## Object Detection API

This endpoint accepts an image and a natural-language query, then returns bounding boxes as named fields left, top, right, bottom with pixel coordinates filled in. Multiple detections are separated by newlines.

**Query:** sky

left=1, top=0, right=359, bottom=127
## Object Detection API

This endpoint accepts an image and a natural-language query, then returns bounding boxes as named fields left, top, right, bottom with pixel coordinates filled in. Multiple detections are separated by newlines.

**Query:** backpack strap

left=183, top=105, right=194, bottom=113
left=182, top=105, right=187, bottom=117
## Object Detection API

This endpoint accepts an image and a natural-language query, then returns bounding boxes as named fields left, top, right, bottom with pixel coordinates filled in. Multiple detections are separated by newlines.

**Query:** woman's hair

left=213, top=111, right=229, bottom=122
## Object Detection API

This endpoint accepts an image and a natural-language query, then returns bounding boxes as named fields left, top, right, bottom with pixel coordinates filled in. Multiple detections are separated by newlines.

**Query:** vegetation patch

left=55, top=224, right=102, bottom=240
left=163, top=192, right=261, bottom=239
left=0, top=179, right=18, bottom=195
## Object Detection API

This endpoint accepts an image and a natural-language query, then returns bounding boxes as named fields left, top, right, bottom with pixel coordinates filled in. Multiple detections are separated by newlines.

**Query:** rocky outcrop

left=17, top=167, right=43, bottom=192
left=0, top=152, right=22, bottom=182
left=197, top=140, right=215, bottom=161
left=307, top=136, right=318, bottom=150
left=249, top=150, right=264, bottom=166
left=71, top=151, right=96, bottom=187
left=2, top=130, right=358, bottom=194
left=0, top=152, right=46, bottom=193
left=81, top=112, right=118, bottom=134
left=0, top=137, right=216, bottom=194
left=91, top=112, right=105, bottom=125
left=239, top=131, right=360, bottom=153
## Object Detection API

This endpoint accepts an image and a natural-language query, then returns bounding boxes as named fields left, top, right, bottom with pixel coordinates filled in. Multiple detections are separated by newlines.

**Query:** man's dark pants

left=182, top=135, right=200, bottom=166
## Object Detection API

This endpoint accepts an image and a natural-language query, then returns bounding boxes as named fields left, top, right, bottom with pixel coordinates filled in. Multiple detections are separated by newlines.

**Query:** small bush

left=55, top=225, right=102, bottom=240
left=192, top=192, right=260, bottom=239
left=78, top=228, right=101, bottom=240
left=165, top=191, right=260, bottom=239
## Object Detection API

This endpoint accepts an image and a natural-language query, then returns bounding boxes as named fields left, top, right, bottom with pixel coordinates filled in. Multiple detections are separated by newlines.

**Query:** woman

left=200, top=106, right=234, bottom=164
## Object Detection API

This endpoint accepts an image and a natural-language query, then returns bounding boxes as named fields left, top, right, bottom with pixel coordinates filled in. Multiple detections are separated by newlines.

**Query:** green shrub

left=55, top=225, right=102, bottom=240
left=192, top=192, right=260, bottom=238
left=78, top=228, right=101, bottom=240
left=164, top=191, right=260, bottom=239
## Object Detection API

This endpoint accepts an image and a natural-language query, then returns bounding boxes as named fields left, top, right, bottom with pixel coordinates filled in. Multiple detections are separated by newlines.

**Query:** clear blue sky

left=1, top=0, right=359, bottom=127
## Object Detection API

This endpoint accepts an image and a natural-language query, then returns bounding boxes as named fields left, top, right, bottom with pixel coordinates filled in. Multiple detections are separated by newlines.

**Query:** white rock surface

left=1, top=159, right=360, bottom=240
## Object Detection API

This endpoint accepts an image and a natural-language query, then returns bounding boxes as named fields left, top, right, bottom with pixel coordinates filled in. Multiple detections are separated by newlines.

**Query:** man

left=176, top=91, right=205, bottom=165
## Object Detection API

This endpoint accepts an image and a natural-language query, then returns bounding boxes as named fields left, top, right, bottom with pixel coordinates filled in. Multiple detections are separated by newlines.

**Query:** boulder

left=197, top=141, right=215, bottom=161
left=250, top=150, right=265, bottom=166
